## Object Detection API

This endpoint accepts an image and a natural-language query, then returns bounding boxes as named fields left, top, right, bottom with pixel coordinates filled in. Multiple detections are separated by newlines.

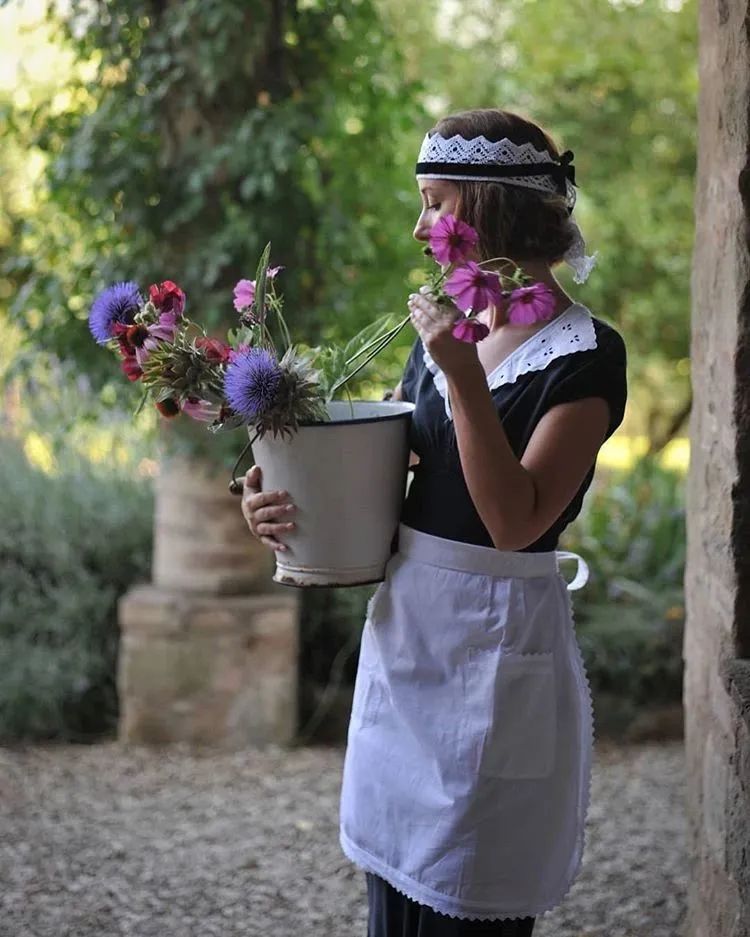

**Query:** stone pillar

left=118, top=457, right=300, bottom=748
left=685, top=0, right=750, bottom=933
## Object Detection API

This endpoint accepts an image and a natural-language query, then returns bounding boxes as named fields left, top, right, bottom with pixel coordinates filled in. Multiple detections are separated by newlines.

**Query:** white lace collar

left=422, top=303, right=597, bottom=419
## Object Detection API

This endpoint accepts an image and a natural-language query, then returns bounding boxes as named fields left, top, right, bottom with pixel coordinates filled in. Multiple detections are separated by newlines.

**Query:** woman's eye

left=427, top=203, right=440, bottom=211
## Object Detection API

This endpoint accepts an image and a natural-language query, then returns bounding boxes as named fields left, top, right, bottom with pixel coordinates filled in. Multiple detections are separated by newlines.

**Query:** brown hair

left=429, top=109, right=575, bottom=266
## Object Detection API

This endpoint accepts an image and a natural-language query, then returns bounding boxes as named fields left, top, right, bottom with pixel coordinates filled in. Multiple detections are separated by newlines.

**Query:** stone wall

left=685, top=0, right=750, bottom=933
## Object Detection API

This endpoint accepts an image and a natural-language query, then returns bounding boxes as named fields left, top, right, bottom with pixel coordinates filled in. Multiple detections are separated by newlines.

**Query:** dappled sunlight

left=22, top=430, right=56, bottom=475
left=600, top=434, right=689, bottom=473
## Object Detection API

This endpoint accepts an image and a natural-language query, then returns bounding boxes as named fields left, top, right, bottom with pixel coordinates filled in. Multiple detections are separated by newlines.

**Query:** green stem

left=330, top=313, right=411, bottom=397
left=273, top=300, right=292, bottom=351
left=475, top=255, right=528, bottom=287
left=228, top=430, right=260, bottom=495
left=133, top=388, right=149, bottom=418
left=344, top=317, right=410, bottom=366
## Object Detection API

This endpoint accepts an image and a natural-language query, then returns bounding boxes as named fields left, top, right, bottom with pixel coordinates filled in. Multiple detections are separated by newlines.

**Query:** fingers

left=244, top=464, right=262, bottom=492
left=241, top=465, right=296, bottom=552
left=407, top=292, right=456, bottom=327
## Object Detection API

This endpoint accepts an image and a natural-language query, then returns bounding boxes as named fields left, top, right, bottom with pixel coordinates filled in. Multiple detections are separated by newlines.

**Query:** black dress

left=365, top=304, right=627, bottom=937
left=400, top=303, right=628, bottom=551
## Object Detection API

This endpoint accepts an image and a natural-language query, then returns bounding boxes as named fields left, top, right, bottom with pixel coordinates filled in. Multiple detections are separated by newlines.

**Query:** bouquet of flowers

left=89, top=244, right=411, bottom=489
left=89, top=219, right=553, bottom=490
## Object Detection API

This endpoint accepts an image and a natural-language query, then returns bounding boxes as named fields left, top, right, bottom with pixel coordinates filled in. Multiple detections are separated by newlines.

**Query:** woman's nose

left=413, top=217, right=430, bottom=242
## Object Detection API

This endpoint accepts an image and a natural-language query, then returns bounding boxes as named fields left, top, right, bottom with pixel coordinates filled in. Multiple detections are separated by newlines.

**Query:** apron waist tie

left=555, top=550, right=590, bottom=591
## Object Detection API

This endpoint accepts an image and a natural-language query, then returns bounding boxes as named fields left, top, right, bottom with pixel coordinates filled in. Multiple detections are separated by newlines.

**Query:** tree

left=3, top=0, right=425, bottom=410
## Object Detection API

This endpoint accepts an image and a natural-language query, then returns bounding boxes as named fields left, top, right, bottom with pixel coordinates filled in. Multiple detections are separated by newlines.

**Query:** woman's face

left=413, top=178, right=461, bottom=244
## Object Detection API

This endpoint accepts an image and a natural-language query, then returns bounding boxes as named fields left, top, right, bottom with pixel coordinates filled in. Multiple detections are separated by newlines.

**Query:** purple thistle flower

left=89, top=281, right=142, bottom=344
left=223, top=348, right=282, bottom=422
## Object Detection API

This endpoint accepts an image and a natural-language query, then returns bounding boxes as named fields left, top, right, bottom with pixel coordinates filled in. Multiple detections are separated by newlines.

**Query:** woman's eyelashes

left=427, top=203, right=441, bottom=211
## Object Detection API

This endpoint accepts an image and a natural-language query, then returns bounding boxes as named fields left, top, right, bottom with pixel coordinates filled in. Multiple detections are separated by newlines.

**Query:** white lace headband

left=416, top=132, right=597, bottom=284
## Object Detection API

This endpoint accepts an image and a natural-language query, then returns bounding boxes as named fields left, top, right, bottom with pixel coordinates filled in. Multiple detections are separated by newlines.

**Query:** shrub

left=0, top=437, right=153, bottom=740
left=562, top=455, right=686, bottom=733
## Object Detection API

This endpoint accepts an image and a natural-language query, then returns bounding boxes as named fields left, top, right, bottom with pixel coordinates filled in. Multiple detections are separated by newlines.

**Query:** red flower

left=195, top=337, right=232, bottom=365
left=155, top=398, right=181, bottom=418
left=148, top=280, right=186, bottom=317
left=120, top=355, right=143, bottom=382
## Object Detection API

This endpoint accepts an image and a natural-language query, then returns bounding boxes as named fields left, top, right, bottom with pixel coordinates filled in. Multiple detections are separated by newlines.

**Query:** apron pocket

left=480, top=651, right=556, bottom=779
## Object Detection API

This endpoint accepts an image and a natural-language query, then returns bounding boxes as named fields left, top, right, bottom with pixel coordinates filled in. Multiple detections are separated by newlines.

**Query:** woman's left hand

left=407, top=288, right=479, bottom=377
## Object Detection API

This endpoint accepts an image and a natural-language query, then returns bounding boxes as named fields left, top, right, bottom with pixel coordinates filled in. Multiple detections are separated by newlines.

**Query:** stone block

left=151, top=457, right=274, bottom=595
left=118, top=584, right=299, bottom=749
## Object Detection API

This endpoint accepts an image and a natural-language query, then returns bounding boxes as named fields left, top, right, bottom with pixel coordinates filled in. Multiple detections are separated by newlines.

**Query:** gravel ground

left=0, top=740, right=686, bottom=937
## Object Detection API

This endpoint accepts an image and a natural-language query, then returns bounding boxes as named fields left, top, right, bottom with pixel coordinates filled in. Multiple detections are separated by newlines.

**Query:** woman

left=242, top=108, right=627, bottom=936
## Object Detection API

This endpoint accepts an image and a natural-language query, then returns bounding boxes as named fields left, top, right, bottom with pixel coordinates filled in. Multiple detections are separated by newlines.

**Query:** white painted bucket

left=251, top=400, right=415, bottom=587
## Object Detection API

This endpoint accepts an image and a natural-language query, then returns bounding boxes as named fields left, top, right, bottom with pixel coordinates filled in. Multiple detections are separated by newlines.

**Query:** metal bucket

left=251, top=400, right=415, bottom=587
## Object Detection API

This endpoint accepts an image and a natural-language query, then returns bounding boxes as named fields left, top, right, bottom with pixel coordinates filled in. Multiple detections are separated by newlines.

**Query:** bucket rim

left=255, top=399, right=416, bottom=430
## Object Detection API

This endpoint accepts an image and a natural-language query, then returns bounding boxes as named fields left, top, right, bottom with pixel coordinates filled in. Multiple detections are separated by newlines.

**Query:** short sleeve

left=544, top=328, right=627, bottom=439
left=399, top=337, right=423, bottom=404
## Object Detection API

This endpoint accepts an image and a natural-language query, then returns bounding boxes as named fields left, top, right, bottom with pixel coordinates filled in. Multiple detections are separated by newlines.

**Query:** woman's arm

left=446, top=360, right=608, bottom=551
left=407, top=290, right=609, bottom=552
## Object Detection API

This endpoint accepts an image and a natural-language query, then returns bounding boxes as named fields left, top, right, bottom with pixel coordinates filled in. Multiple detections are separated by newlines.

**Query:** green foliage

left=561, top=456, right=686, bottom=731
left=562, top=455, right=686, bottom=609
left=0, top=436, right=153, bottom=740
left=1, top=0, right=697, bottom=445
left=3, top=0, right=425, bottom=398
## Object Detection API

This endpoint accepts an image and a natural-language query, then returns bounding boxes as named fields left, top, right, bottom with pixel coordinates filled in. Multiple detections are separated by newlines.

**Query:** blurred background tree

left=0, top=0, right=694, bottom=740
left=2, top=0, right=425, bottom=439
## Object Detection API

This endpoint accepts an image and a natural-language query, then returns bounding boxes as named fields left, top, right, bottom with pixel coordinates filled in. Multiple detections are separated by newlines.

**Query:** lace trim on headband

left=417, top=134, right=557, bottom=167
left=416, top=133, right=577, bottom=208
left=422, top=304, right=597, bottom=420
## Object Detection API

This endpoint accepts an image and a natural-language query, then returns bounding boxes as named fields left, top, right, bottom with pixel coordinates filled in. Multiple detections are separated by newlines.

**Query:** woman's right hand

left=241, top=465, right=296, bottom=552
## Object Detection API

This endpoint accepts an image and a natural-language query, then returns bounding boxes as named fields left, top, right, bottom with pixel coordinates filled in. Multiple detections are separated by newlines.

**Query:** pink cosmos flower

left=428, top=214, right=479, bottom=266
left=233, top=279, right=256, bottom=311
left=452, top=317, right=490, bottom=344
left=232, top=267, right=283, bottom=312
left=506, top=283, right=557, bottom=325
left=444, top=262, right=503, bottom=313
left=182, top=398, right=221, bottom=422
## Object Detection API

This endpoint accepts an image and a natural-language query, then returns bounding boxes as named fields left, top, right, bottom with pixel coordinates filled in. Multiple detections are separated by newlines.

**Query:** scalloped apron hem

left=339, top=523, right=594, bottom=921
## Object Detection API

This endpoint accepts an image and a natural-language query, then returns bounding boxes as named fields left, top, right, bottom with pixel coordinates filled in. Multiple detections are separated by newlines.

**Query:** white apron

left=339, top=523, right=592, bottom=922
